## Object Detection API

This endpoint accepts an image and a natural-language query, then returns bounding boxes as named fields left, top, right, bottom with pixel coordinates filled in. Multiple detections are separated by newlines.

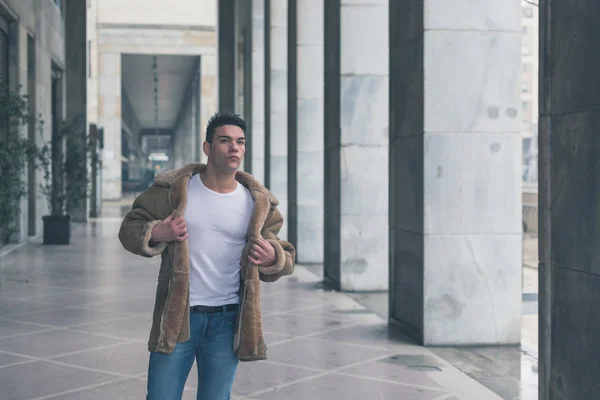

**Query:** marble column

left=218, top=0, right=235, bottom=113
left=539, top=0, right=600, bottom=398
left=389, top=0, right=522, bottom=345
left=194, top=70, right=202, bottom=162
left=200, top=53, right=217, bottom=164
left=267, top=0, right=288, bottom=240
left=293, top=0, right=324, bottom=263
left=98, top=51, right=122, bottom=201
left=65, top=0, right=88, bottom=221
left=251, top=0, right=265, bottom=183
left=324, top=0, right=389, bottom=291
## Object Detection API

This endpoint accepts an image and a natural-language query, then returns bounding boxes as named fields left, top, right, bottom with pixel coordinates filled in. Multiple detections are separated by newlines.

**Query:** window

left=523, top=8, right=533, bottom=18
left=522, top=26, right=528, bottom=35
left=522, top=101, right=529, bottom=111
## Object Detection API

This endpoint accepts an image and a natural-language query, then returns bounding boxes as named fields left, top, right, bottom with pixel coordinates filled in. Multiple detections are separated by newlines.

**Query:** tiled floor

left=0, top=218, right=504, bottom=400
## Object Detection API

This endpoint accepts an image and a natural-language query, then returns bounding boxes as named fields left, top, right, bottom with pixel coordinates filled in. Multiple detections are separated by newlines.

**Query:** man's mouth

left=228, top=156, right=240, bottom=161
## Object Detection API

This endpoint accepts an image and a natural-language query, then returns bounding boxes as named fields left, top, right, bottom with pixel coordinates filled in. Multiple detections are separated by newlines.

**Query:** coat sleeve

left=258, top=205, right=296, bottom=283
left=118, top=185, right=169, bottom=258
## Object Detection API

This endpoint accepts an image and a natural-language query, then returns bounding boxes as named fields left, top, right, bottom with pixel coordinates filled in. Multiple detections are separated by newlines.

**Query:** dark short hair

left=206, top=111, right=246, bottom=143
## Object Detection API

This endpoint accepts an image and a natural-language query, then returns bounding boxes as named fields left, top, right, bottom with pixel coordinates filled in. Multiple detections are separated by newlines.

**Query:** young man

left=118, top=112, right=295, bottom=400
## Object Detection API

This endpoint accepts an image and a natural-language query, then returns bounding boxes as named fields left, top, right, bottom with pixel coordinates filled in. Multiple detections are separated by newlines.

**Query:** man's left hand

left=249, top=237, right=277, bottom=267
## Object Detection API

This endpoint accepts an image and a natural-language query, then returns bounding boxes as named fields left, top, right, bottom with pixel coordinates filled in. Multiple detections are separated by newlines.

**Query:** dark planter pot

left=42, top=215, right=71, bottom=245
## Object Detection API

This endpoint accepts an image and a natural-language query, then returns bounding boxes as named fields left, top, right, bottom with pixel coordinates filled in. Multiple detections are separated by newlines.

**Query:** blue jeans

left=146, top=309, right=239, bottom=400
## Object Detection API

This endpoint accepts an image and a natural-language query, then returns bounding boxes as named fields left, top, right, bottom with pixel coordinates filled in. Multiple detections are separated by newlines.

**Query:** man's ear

left=203, top=141, right=210, bottom=158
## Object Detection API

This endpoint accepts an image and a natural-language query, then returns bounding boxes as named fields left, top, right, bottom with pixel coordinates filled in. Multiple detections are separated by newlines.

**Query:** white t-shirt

left=185, top=174, right=254, bottom=306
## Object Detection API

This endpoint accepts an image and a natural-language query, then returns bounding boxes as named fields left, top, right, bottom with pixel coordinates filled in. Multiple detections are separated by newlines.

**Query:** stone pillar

left=323, top=0, right=389, bottom=291
left=267, top=0, right=288, bottom=240
left=539, top=1, right=600, bottom=398
left=65, top=0, right=88, bottom=221
left=200, top=53, right=217, bottom=163
left=98, top=52, right=122, bottom=201
left=218, top=0, right=235, bottom=113
left=251, top=0, right=265, bottom=183
left=388, top=1, right=522, bottom=345
left=194, top=70, right=202, bottom=162
left=292, top=0, right=323, bottom=263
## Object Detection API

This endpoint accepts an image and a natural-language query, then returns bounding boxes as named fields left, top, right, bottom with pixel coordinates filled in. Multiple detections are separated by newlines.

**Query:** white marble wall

left=251, top=0, right=265, bottom=184
left=268, top=0, right=288, bottom=240
left=93, top=22, right=216, bottom=200
left=296, top=0, right=324, bottom=263
left=98, top=52, right=122, bottom=201
left=339, top=0, right=389, bottom=291
left=421, top=0, right=522, bottom=344
left=98, top=0, right=216, bottom=26
left=200, top=53, right=217, bottom=163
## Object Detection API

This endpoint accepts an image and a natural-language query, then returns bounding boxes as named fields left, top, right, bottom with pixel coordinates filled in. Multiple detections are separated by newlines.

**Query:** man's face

left=204, top=125, right=246, bottom=172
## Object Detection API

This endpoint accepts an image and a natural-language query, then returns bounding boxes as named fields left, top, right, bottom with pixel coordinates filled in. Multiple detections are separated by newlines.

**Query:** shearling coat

left=118, top=163, right=295, bottom=361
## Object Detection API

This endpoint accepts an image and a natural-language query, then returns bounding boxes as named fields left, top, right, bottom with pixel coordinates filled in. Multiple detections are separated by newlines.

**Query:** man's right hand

left=151, top=212, right=188, bottom=243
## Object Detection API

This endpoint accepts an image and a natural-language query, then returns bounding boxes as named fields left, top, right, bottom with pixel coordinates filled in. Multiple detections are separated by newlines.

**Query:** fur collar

left=153, top=163, right=279, bottom=205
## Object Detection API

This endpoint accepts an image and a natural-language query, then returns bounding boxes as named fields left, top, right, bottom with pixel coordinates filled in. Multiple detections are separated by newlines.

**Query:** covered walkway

left=0, top=210, right=502, bottom=400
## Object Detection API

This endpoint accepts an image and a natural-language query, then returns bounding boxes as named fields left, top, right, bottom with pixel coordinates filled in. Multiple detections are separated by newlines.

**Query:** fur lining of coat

left=118, top=163, right=295, bottom=361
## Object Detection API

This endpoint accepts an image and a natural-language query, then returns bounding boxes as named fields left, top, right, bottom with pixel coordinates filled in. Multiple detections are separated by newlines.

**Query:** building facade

left=0, top=0, right=86, bottom=244
left=87, top=0, right=217, bottom=202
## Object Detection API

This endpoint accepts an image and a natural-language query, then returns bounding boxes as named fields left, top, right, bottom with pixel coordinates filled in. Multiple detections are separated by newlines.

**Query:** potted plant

left=0, top=88, right=37, bottom=245
left=37, top=118, right=90, bottom=245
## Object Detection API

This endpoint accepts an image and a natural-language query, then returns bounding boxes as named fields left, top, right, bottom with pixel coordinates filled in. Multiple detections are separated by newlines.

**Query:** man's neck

left=200, top=164, right=237, bottom=194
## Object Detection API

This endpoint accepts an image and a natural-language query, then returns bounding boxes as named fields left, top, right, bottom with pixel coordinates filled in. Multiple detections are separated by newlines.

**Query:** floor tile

left=233, top=361, right=320, bottom=396
left=184, top=362, right=199, bottom=389
left=263, top=332, right=293, bottom=344
left=260, top=294, right=325, bottom=315
left=53, top=341, right=150, bottom=375
left=261, top=313, right=354, bottom=337
left=0, top=360, right=117, bottom=400
left=0, top=328, right=127, bottom=358
left=0, top=351, right=31, bottom=367
left=25, top=290, right=134, bottom=308
left=0, top=212, right=510, bottom=400
left=49, top=378, right=198, bottom=400
left=285, top=303, right=358, bottom=322
left=266, top=337, right=391, bottom=371
left=85, top=297, right=155, bottom=314
left=73, top=315, right=152, bottom=341
left=336, top=355, right=444, bottom=389
left=0, top=299, right=62, bottom=317
left=249, top=372, right=445, bottom=400
left=0, top=319, right=54, bottom=338
left=0, top=284, right=73, bottom=300
left=3, top=306, right=129, bottom=327
left=311, top=323, right=414, bottom=350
